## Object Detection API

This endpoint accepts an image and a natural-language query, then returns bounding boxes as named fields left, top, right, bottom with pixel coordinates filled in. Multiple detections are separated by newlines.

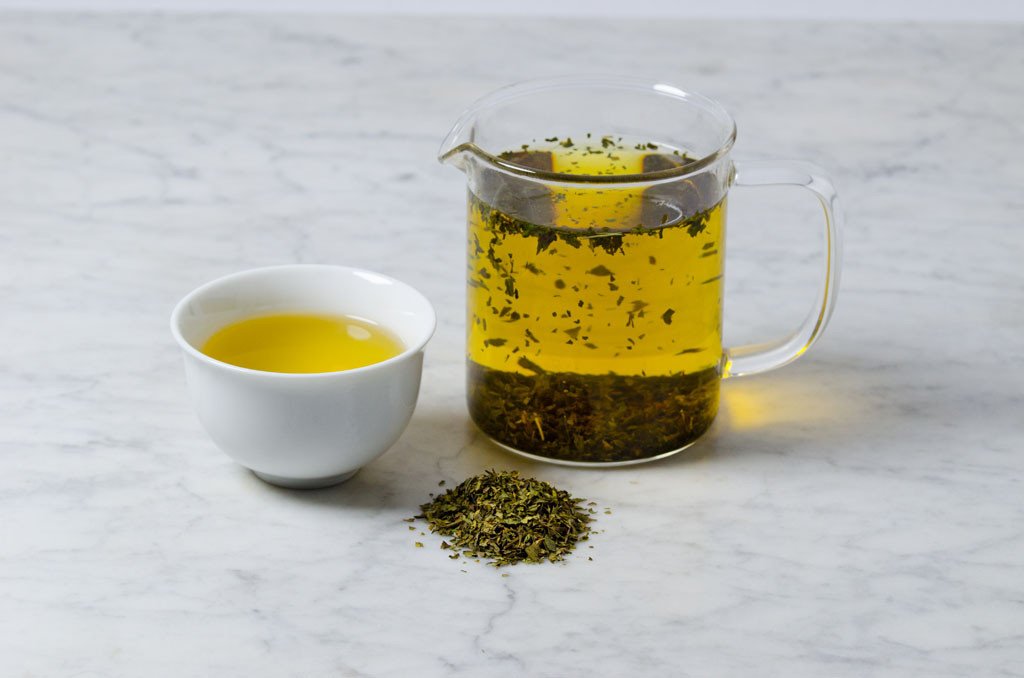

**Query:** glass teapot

left=439, top=76, right=842, bottom=466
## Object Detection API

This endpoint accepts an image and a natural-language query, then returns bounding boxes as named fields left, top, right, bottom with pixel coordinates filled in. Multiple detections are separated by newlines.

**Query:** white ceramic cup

left=170, top=265, right=436, bottom=489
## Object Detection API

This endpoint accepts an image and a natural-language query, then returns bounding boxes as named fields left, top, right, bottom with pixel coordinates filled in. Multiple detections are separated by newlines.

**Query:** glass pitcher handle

left=722, top=160, right=843, bottom=378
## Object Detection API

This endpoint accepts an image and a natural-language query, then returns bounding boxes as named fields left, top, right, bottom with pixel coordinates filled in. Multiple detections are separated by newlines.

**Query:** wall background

left=1, top=0, right=1022, bottom=21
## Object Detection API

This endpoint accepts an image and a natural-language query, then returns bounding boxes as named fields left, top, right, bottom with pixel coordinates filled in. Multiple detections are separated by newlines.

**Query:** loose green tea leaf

left=416, top=470, right=594, bottom=567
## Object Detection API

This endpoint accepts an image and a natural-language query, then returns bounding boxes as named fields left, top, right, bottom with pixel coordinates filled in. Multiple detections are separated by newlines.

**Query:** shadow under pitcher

left=439, top=76, right=843, bottom=466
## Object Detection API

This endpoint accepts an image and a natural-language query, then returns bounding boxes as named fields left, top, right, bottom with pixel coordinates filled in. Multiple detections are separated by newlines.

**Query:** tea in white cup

left=170, top=265, right=436, bottom=489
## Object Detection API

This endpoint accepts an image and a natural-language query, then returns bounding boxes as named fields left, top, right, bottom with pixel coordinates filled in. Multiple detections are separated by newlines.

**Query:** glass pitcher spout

left=437, top=110, right=478, bottom=172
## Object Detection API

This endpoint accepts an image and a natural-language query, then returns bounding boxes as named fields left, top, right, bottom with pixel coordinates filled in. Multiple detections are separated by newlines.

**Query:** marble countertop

left=2, top=13, right=1022, bottom=677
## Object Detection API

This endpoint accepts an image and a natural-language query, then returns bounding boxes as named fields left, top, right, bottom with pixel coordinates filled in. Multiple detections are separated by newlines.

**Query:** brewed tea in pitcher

left=466, top=136, right=725, bottom=463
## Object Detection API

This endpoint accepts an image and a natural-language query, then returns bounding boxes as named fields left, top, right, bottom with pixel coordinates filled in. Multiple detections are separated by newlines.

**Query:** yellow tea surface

left=202, top=313, right=403, bottom=373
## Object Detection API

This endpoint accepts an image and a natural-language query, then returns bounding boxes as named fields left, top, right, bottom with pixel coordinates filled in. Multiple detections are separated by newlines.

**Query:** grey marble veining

left=1, top=13, right=1022, bottom=677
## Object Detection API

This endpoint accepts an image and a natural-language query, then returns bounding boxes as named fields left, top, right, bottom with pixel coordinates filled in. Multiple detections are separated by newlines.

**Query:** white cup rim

left=170, top=264, right=437, bottom=379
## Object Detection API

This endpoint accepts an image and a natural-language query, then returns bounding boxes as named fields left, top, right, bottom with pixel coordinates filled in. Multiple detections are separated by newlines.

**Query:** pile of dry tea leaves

left=415, top=469, right=594, bottom=567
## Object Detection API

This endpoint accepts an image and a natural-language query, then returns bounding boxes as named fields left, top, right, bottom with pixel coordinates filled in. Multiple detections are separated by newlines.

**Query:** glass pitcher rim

left=438, top=75, right=738, bottom=186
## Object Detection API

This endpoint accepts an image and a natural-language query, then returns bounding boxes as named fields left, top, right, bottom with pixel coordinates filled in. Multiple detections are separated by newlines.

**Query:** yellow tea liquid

left=202, top=313, right=403, bottom=373
left=466, top=136, right=725, bottom=463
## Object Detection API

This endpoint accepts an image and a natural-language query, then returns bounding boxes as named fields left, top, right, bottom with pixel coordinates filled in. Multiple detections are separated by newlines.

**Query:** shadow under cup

left=170, top=265, right=436, bottom=489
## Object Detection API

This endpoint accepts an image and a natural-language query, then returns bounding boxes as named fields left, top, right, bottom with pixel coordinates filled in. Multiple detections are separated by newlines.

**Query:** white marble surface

left=1, top=13, right=1022, bottom=677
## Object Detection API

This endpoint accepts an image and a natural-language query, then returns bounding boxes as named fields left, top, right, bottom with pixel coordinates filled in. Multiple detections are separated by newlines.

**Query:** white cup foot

left=252, top=469, right=359, bottom=489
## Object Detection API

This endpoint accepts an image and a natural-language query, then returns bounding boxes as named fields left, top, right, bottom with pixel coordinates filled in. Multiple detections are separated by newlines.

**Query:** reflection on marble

left=1, top=13, right=1022, bottom=677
